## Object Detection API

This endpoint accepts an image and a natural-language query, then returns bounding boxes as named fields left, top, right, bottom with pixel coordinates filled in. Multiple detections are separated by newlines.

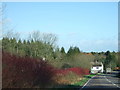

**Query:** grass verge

left=73, top=74, right=96, bottom=86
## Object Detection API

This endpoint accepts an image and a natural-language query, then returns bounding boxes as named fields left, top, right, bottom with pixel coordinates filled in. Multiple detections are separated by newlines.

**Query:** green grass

left=73, top=74, right=96, bottom=86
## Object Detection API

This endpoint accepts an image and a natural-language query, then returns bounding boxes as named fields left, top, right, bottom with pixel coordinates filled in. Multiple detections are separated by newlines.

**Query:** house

left=90, top=61, right=104, bottom=74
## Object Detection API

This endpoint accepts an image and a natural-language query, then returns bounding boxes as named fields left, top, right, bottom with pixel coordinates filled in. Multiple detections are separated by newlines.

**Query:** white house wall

left=91, top=64, right=103, bottom=73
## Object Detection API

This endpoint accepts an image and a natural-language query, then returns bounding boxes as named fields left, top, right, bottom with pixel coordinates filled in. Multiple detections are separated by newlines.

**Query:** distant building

left=42, top=57, right=46, bottom=61
left=106, top=68, right=111, bottom=74
left=90, top=61, right=104, bottom=74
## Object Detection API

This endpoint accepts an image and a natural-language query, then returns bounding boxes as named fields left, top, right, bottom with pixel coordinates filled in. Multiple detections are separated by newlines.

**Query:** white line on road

left=104, top=76, right=120, bottom=88
left=80, top=75, right=96, bottom=90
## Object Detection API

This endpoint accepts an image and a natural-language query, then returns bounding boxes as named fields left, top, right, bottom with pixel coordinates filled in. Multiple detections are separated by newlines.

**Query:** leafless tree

left=1, top=3, right=20, bottom=40
left=0, top=3, right=5, bottom=39
left=28, top=30, right=41, bottom=42
left=42, top=33, right=57, bottom=46
left=4, top=29, right=20, bottom=40
left=28, top=30, right=57, bottom=46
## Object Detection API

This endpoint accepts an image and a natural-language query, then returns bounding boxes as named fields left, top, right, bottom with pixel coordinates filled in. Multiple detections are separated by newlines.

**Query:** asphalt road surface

left=80, top=71, right=120, bottom=90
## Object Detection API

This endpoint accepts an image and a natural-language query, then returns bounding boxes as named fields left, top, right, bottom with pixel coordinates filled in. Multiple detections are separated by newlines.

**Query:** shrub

left=55, top=67, right=89, bottom=76
left=61, top=63, right=72, bottom=69
left=54, top=67, right=89, bottom=86
left=55, top=71, right=82, bottom=85
left=68, top=67, right=89, bottom=76
left=2, top=51, right=55, bottom=88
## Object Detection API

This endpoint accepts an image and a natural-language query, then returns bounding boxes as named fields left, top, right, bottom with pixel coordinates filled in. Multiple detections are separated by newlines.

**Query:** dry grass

left=54, top=71, right=82, bottom=85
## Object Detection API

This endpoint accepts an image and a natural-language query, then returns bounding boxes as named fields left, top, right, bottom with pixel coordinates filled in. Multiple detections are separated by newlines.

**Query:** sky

left=4, top=2, right=118, bottom=52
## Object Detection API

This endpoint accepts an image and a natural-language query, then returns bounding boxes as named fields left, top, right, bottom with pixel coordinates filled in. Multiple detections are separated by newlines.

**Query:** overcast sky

left=5, top=2, right=118, bottom=52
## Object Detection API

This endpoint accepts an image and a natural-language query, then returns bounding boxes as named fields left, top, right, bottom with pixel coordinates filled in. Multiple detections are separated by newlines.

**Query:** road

left=80, top=71, right=120, bottom=90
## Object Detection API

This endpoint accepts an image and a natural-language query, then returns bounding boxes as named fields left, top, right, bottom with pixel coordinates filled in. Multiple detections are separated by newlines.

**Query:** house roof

left=91, top=61, right=103, bottom=66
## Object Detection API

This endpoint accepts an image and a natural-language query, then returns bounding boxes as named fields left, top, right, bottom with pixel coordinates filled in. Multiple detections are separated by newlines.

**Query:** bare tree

left=28, top=30, right=41, bottom=42
left=0, top=3, right=5, bottom=39
left=28, top=30, right=57, bottom=46
left=1, top=3, right=20, bottom=40
left=42, top=33, right=57, bottom=46
left=4, top=29, right=20, bottom=40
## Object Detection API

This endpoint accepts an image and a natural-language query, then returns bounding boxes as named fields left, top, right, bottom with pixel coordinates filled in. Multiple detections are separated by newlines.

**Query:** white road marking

left=104, top=76, right=120, bottom=88
left=80, top=75, right=120, bottom=90
left=80, top=75, right=96, bottom=90
left=91, top=84, right=116, bottom=86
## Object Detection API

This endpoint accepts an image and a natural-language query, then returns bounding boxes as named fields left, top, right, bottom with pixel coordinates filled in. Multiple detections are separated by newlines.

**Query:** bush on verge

left=2, top=51, right=55, bottom=88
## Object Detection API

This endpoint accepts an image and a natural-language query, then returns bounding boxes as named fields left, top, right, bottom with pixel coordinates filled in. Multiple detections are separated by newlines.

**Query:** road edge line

left=80, top=75, right=97, bottom=90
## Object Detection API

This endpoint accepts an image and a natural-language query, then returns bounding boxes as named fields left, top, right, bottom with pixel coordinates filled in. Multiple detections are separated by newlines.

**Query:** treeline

left=2, top=31, right=58, bottom=60
left=93, top=51, right=119, bottom=70
left=103, top=51, right=119, bottom=70
left=2, top=37, right=81, bottom=60
left=2, top=36, right=85, bottom=68
left=2, top=37, right=55, bottom=60
left=1, top=30, right=120, bottom=70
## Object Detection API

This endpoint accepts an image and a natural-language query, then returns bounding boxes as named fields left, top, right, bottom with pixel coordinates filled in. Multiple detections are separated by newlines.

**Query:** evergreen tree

left=23, top=40, right=26, bottom=45
left=67, top=46, right=74, bottom=56
left=17, top=39, right=22, bottom=54
left=104, top=50, right=117, bottom=70
left=2, top=37, right=9, bottom=51
left=73, top=46, right=80, bottom=53
left=67, top=46, right=80, bottom=56
left=104, top=50, right=110, bottom=56
left=60, top=47, right=65, bottom=54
